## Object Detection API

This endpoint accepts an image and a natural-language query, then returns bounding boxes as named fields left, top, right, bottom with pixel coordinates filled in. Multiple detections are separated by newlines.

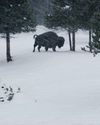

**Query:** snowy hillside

left=0, top=26, right=100, bottom=125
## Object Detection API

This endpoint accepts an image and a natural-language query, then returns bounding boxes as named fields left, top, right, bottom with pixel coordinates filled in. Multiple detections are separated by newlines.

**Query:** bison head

left=57, top=37, right=65, bottom=48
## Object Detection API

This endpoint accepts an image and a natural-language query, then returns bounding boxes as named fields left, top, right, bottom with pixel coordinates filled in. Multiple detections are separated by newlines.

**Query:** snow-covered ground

left=0, top=26, right=100, bottom=125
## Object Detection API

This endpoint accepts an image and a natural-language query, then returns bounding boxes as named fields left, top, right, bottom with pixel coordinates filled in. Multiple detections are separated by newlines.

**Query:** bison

left=33, top=31, right=65, bottom=52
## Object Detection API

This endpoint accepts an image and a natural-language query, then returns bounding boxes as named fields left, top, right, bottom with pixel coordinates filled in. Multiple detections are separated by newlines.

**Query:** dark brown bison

left=33, top=31, right=65, bottom=52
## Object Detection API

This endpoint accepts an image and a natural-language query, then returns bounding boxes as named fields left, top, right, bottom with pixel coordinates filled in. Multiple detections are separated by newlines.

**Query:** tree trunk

left=6, top=31, right=12, bottom=62
left=89, top=29, right=92, bottom=52
left=68, top=30, right=72, bottom=51
left=72, top=30, right=75, bottom=51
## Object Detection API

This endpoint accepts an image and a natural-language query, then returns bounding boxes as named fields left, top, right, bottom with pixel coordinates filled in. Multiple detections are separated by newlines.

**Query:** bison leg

left=52, top=46, right=56, bottom=52
left=45, top=46, right=48, bottom=51
left=33, top=43, right=37, bottom=52
left=38, top=46, right=41, bottom=52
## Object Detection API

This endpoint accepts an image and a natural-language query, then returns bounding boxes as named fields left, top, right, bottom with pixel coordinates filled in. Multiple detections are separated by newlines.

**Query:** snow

left=0, top=25, right=100, bottom=125
left=62, top=5, right=70, bottom=10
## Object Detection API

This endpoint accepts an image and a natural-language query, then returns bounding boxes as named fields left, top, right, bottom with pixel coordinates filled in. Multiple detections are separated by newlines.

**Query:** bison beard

left=33, top=31, right=65, bottom=52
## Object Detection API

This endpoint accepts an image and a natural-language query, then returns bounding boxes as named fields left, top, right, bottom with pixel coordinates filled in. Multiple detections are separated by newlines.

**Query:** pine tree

left=45, top=0, right=81, bottom=51
left=65, top=0, right=80, bottom=51
left=78, top=0, right=99, bottom=52
left=91, top=6, right=100, bottom=49
left=0, top=0, right=36, bottom=62
left=45, top=0, right=66, bottom=28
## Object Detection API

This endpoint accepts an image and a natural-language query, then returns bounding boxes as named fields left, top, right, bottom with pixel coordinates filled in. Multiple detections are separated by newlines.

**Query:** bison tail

left=33, top=34, right=38, bottom=39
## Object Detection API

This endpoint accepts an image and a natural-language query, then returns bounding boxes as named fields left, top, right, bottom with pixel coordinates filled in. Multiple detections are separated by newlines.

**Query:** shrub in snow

left=0, top=84, right=20, bottom=102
